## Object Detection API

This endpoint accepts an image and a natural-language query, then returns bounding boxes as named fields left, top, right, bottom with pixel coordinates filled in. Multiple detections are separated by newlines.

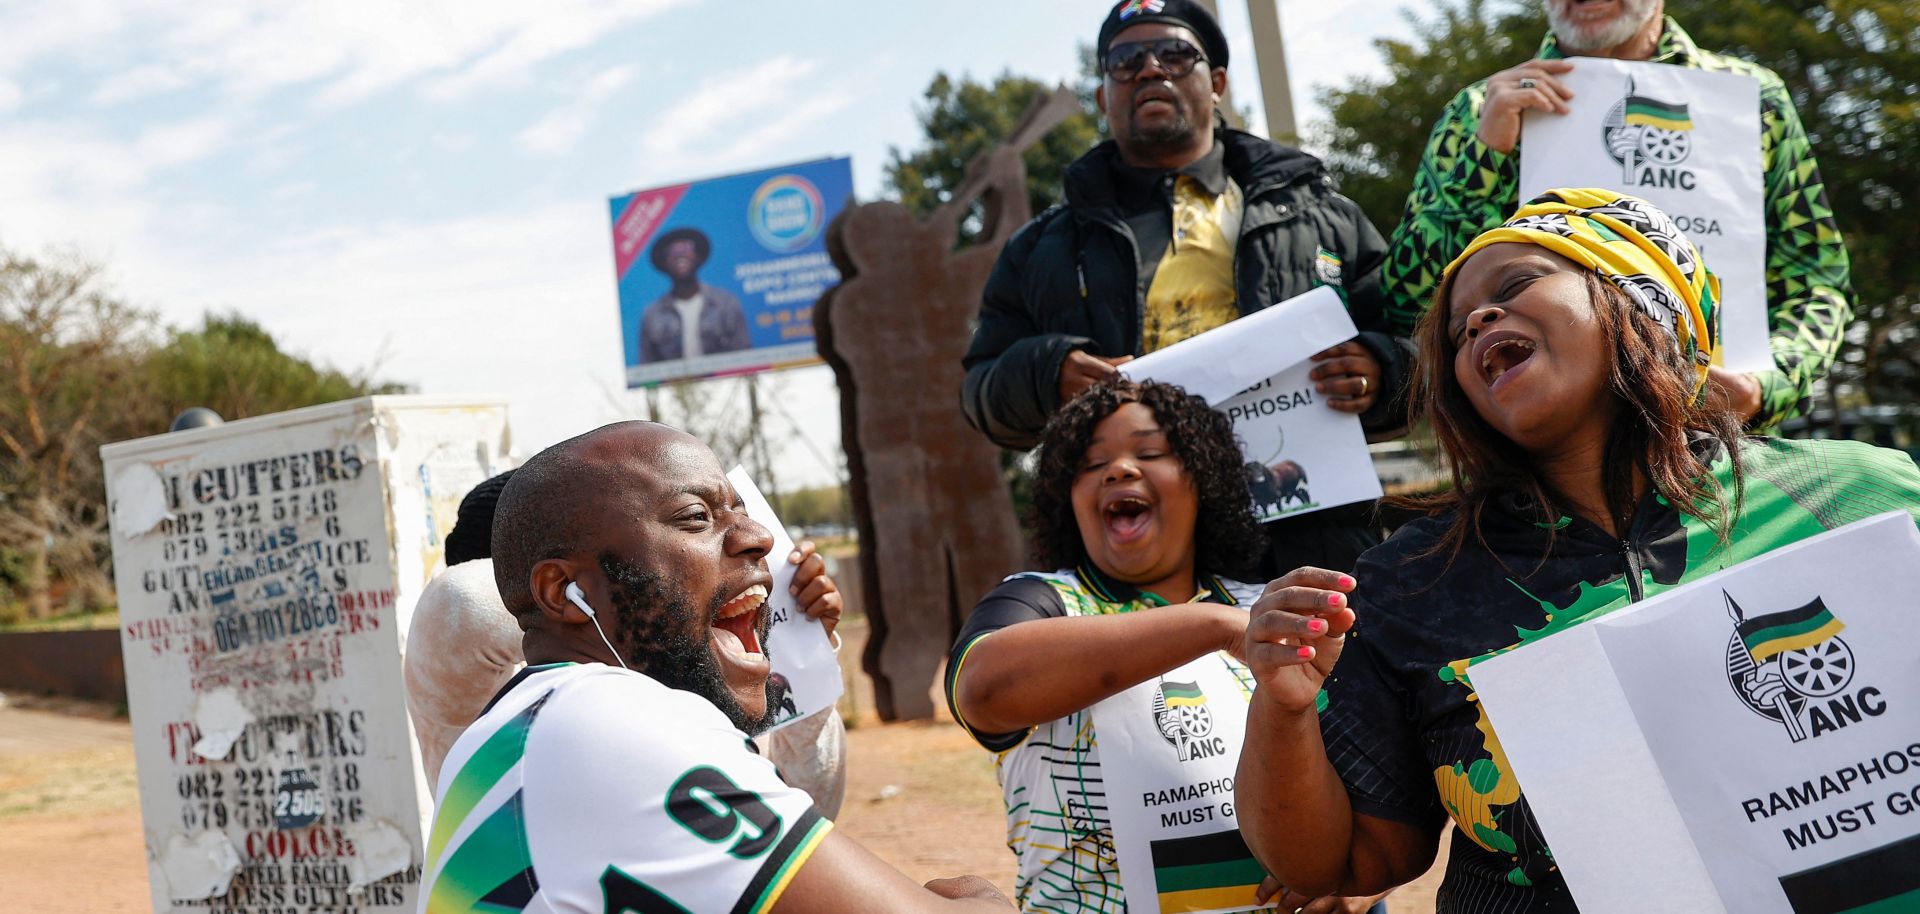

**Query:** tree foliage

left=0, top=251, right=152, bottom=619
left=139, top=312, right=404, bottom=427
left=1672, top=0, right=1920, bottom=408
left=1317, top=0, right=1920, bottom=412
left=1313, top=0, right=1546, bottom=231
left=884, top=57, right=1104, bottom=227
left=0, top=251, right=404, bottom=620
left=779, top=484, right=852, bottom=531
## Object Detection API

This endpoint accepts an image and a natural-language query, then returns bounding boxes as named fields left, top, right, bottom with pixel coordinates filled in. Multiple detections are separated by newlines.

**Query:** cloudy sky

left=0, top=0, right=1428, bottom=487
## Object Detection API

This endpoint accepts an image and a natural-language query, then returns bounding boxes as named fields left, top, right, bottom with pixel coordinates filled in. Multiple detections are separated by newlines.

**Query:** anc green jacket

left=1380, top=18, right=1853, bottom=429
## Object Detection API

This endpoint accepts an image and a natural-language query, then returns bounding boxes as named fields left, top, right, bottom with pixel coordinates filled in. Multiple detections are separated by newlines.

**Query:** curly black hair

left=1028, top=377, right=1264, bottom=578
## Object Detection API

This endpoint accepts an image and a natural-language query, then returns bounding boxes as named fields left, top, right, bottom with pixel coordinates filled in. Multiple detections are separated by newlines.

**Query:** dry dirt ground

left=0, top=620, right=1444, bottom=911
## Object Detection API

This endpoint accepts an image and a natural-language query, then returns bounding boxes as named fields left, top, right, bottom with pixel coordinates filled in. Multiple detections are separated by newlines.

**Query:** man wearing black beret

left=639, top=227, right=752, bottom=363
left=961, top=0, right=1412, bottom=580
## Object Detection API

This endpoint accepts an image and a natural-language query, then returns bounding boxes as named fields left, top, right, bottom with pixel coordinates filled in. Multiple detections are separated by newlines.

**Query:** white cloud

left=136, top=116, right=233, bottom=169
left=514, top=64, right=635, bottom=157
left=644, top=56, right=821, bottom=156
left=710, top=93, right=855, bottom=166
left=432, top=133, right=476, bottom=154
left=421, top=0, right=687, bottom=101
left=268, top=180, right=318, bottom=202
left=0, top=0, right=688, bottom=112
left=0, top=0, right=129, bottom=82
left=0, top=78, right=21, bottom=113
left=90, top=65, right=190, bottom=105
left=631, top=56, right=860, bottom=177
left=125, top=201, right=646, bottom=458
left=0, top=121, right=162, bottom=256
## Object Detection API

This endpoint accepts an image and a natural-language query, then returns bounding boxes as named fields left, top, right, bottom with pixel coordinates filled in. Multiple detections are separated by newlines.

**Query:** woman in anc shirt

left=945, top=377, right=1386, bottom=914
left=1231, top=190, right=1920, bottom=913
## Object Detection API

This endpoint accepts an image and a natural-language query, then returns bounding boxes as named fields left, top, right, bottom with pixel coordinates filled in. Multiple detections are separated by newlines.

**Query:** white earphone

left=564, top=581, right=596, bottom=617
left=565, top=581, right=629, bottom=670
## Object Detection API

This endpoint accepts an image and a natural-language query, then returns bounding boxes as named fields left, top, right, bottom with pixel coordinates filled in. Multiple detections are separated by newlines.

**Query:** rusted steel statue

left=816, top=88, right=1079, bottom=720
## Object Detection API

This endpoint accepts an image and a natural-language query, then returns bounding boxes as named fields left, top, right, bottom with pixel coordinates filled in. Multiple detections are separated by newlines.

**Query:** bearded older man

left=1379, top=0, right=1852, bottom=431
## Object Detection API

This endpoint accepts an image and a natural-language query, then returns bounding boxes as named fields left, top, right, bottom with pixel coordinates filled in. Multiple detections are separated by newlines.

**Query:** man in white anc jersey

left=419, top=420, right=1011, bottom=914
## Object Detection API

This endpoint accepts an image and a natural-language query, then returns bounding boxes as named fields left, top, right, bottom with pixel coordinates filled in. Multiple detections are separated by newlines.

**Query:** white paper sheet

left=1121, top=288, right=1382, bottom=521
left=727, top=467, right=845, bottom=732
left=1473, top=512, right=1920, bottom=912
left=1519, top=57, right=1768, bottom=373
left=1121, top=287, right=1356, bottom=406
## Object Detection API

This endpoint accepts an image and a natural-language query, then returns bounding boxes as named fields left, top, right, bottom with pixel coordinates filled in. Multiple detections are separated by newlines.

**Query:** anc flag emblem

left=1160, top=681, right=1205, bottom=708
left=1780, top=830, right=1920, bottom=913
left=1149, top=830, right=1266, bottom=913
left=1624, top=95, right=1693, bottom=132
left=1737, top=597, right=1845, bottom=662
left=1118, top=0, right=1166, bottom=18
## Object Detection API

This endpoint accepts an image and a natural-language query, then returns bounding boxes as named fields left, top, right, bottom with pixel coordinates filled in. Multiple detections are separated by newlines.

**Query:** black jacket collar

left=1063, top=128, right=1324, bottom=217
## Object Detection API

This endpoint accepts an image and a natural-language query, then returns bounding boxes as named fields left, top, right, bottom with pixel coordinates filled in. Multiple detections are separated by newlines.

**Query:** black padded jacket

left=960, top=128, right=1413, bottom=452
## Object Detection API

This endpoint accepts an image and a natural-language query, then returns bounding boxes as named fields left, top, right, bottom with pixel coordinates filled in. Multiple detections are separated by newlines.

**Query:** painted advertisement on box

left=102, top=397, right=509, bottom=914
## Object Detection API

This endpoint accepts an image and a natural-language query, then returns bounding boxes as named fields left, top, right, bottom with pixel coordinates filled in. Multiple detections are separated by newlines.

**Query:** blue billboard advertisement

left=609, top=157, right=853, bottom=387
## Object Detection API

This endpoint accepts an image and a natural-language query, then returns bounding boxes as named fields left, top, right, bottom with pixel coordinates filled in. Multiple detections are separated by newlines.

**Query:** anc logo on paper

left=1117, top=0, right=1167, bottom=19
left=1152, top=679, right=1228, bottom=761
left=747, top=174, right=826, bottom=253
left=1602, top=76, right=1698, bottom=191
left=1723, top=591, right=1886, bottom=744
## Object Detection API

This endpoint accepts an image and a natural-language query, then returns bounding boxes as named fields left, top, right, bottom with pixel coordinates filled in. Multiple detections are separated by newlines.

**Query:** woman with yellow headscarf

left=1222, top=190, right=1920, bottom=912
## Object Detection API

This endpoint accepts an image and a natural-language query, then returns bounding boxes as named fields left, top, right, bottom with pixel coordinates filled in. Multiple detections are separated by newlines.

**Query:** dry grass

left=0, top=743, right=140, bottom=820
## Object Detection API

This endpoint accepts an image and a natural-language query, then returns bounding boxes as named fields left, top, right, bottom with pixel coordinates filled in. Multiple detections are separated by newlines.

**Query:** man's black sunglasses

left=1104, top=38, right=1207, bottom=81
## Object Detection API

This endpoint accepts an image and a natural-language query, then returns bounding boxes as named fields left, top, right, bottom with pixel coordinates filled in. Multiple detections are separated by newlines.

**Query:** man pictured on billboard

left=640, top=227, right=752, bottom=363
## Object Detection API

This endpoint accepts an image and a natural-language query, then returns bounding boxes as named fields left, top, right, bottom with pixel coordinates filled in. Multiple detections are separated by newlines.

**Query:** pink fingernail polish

left=1339, top=575, right=1356, bottom=589
left=1327, top=593, right=1345, bottom=608
left=1296, top=646, right=1314, bottom=659
left=1309, top=619, right=1327, bottom=634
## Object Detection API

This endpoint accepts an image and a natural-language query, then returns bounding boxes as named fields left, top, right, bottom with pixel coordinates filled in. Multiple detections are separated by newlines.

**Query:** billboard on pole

left=609, top=157, right=853, bottom=387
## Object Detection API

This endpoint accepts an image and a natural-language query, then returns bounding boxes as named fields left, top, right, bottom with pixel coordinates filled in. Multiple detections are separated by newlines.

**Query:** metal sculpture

left=815, top=87, right=1079, bottom=720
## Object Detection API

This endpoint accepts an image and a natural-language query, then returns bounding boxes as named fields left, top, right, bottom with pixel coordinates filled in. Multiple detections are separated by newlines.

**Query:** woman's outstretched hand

left=1244, top=567, right=1358, bottom=711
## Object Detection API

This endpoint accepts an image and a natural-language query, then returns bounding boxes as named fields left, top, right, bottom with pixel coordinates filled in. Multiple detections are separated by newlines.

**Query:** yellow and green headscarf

left=1442, top=188, right=1721, bottom=393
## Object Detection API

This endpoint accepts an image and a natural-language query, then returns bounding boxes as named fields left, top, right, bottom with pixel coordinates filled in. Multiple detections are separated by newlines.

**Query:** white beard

left=1546, top=0, right=1660, bottom=53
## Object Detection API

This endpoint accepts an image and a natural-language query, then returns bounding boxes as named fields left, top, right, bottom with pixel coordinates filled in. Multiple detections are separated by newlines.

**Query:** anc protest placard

left=1520, top=58, right=1767, bottom=374
left=1473, top=512, right=1920, bottom=913
left=1122, top=287, right=1382, bottom=523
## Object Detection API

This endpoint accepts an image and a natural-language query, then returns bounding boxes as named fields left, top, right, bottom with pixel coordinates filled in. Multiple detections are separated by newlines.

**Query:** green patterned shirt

left=1381, top=18, right=1853, bottom=428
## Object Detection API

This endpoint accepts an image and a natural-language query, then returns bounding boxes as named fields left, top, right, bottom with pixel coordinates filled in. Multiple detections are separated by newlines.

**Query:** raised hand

left=1243, top=567, right=1357, bottom=711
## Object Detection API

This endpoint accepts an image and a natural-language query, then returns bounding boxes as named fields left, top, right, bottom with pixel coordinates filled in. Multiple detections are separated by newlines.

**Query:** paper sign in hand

left=1518, top=57, right=1767, bottom=373
left=1120, top=288, right=1381, bottom=521
left=1472, top=512, right=1920, bottom=913
left=727, top=467, right=845, bottom=732
left=1121, top=287, right=1357, bottom=405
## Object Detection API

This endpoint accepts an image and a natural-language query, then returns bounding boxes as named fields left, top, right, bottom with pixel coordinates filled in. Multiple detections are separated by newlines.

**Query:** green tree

left=1672, top=0, right=1920, bottom=412
left=132, top=312, right=405, bottom=430
left=778, top=484, right=851, bottom=531
left=1316, top=0, right=1920, bottom=415
left=0, top=258, right=406, bottom=621
left=1313, top=0, right=1545, bottom=232
left=884, top=60, right=1104, bottom=230
left=0, top=251, right=153, bottom=619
